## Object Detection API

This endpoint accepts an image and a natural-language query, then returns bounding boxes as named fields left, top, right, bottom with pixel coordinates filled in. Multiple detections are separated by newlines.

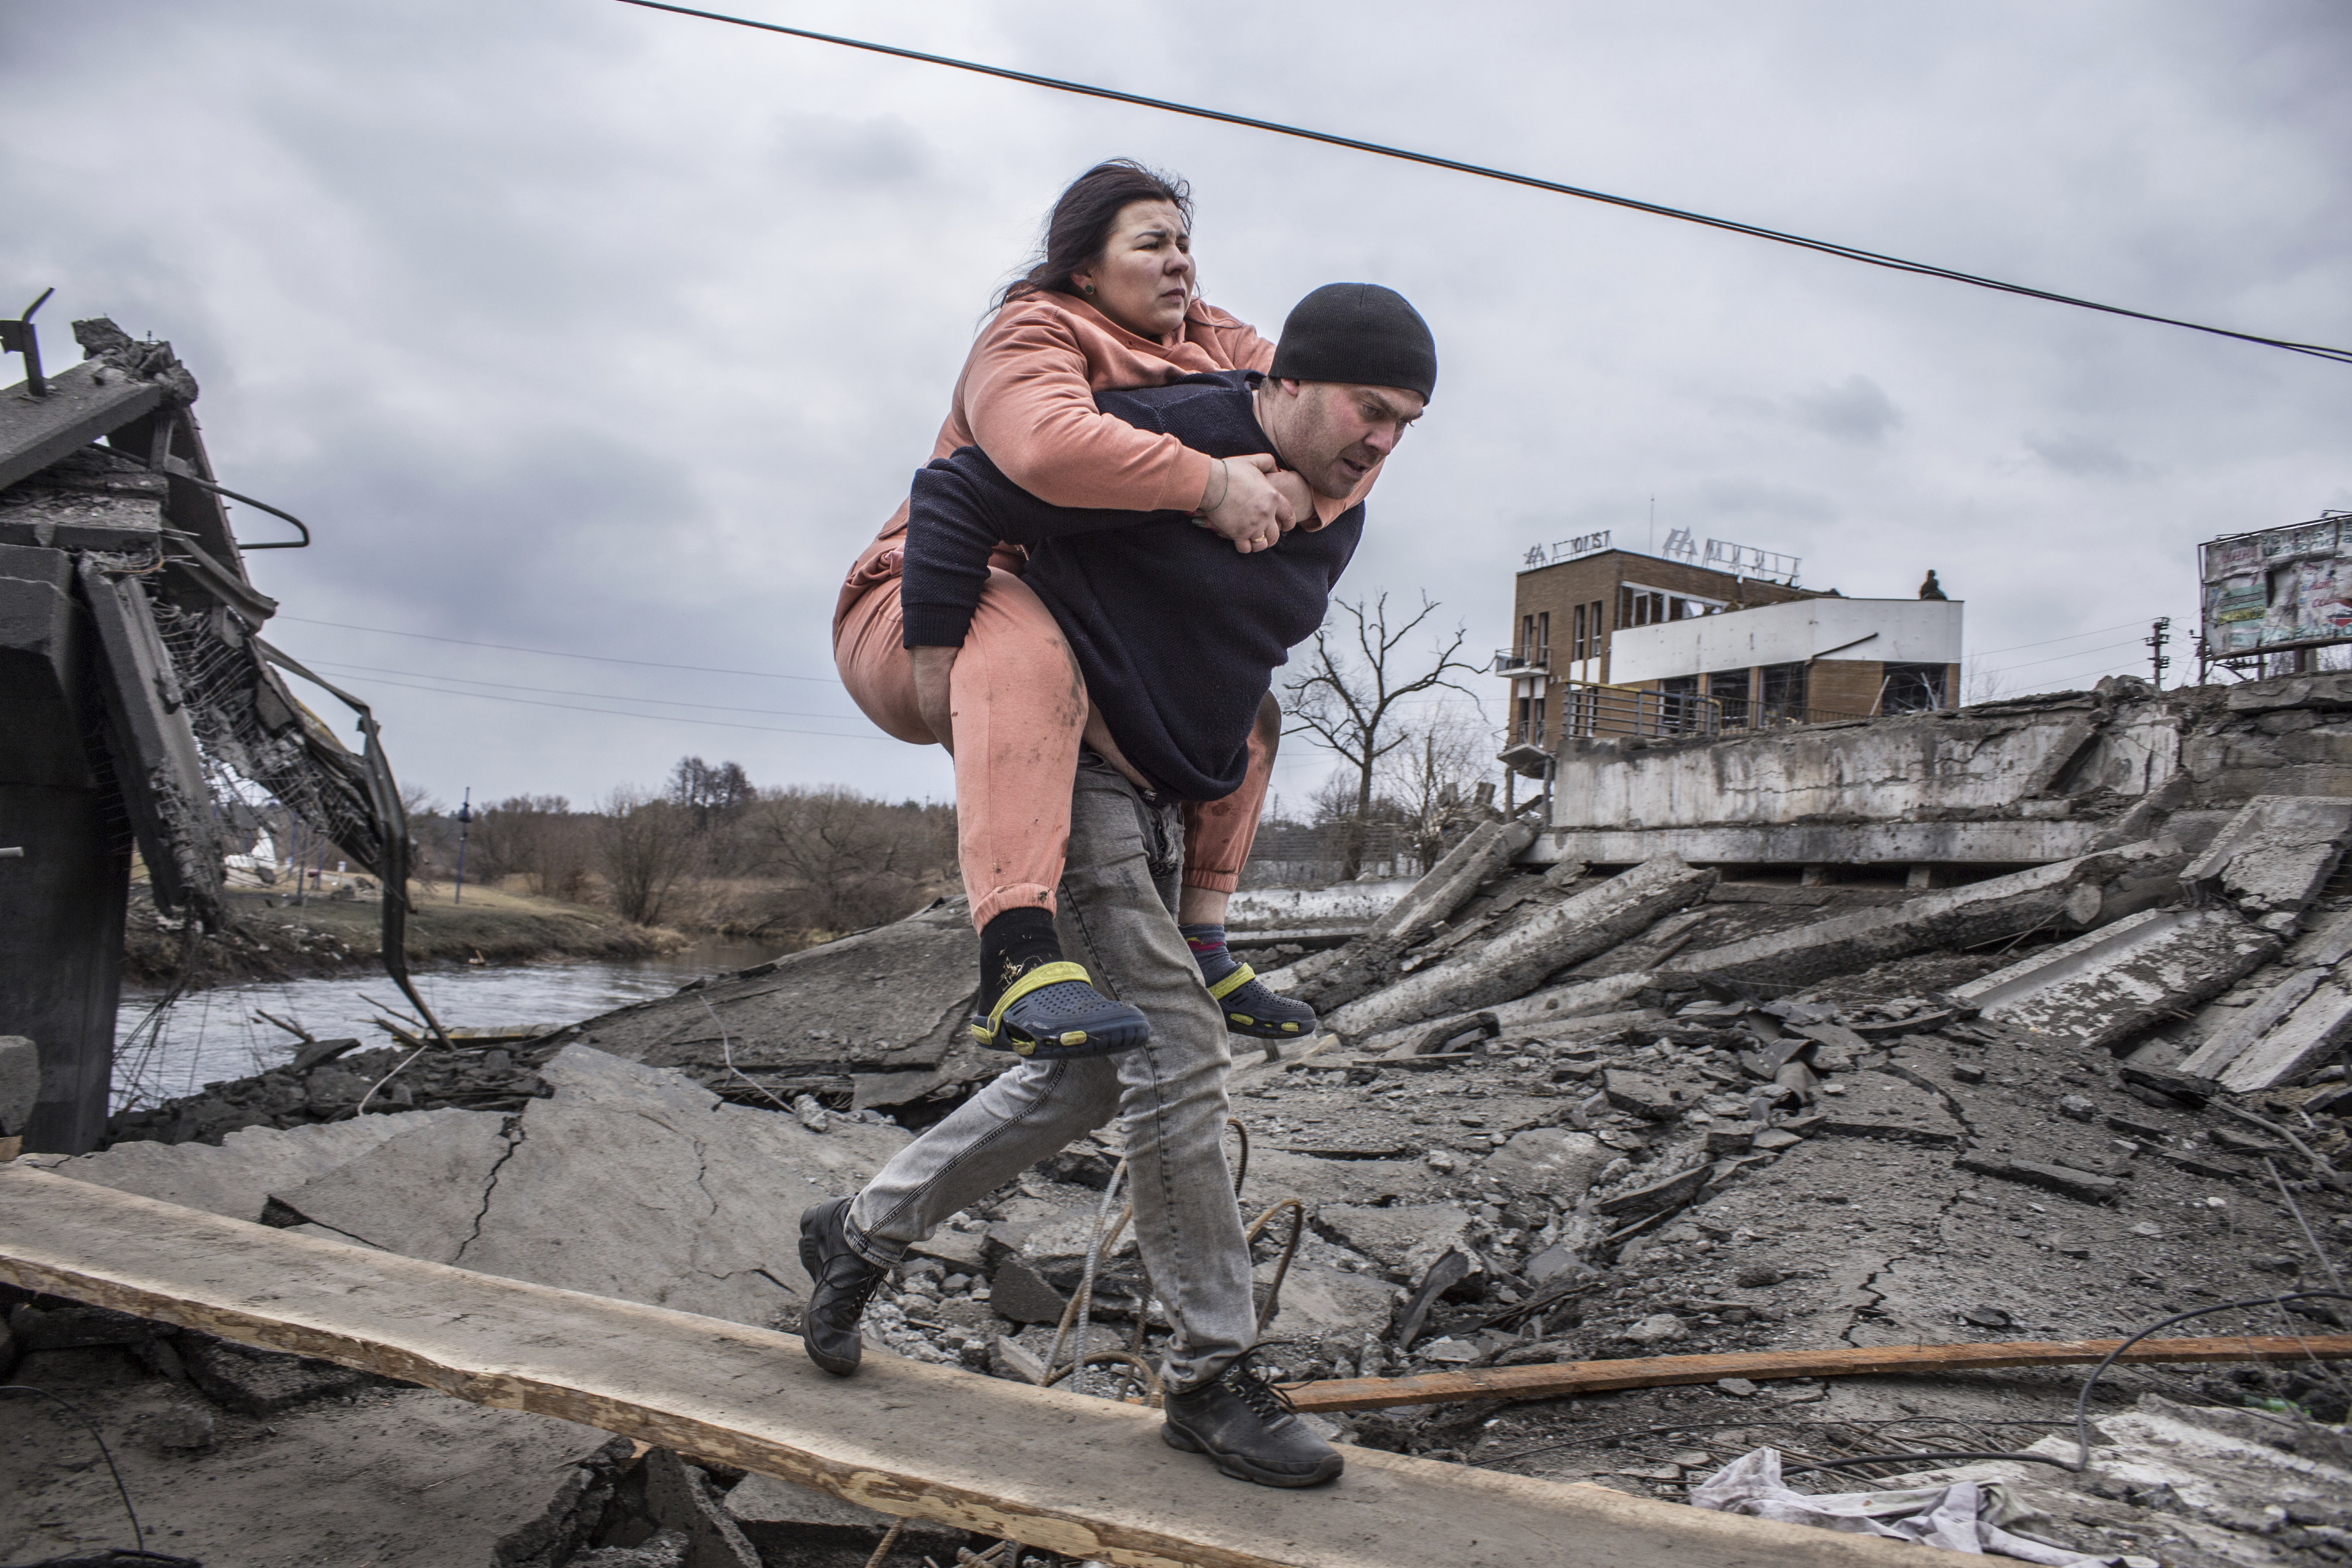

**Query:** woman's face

left=1070, top=199, right=1194, bottom=340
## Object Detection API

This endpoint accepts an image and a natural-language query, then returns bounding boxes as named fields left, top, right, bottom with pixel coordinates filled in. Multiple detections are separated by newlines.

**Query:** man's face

left=1257, top=379, right=1425, bottom=500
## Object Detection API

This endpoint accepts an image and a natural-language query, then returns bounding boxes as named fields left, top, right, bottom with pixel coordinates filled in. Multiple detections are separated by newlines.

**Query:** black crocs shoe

left=798, top=1197, right=887, bottom=1377
left=968, top=960, right=1149, bottom=1060
left=1207, top=963, right=1318, bottom=1040
left=1161, top=1354, right=1344, bottom=1488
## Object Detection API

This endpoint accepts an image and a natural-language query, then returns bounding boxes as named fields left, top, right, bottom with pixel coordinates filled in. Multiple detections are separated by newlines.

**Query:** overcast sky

left=7, top=1, right=2348, bottom=811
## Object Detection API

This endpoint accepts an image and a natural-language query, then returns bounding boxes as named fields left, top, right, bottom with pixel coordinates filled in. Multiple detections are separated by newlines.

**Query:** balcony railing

left=1491, top=649, right=1546, bottom=676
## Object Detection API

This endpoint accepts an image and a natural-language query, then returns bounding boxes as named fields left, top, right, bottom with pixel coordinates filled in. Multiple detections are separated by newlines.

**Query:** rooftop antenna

left=1, top=287, right=55, bottom=398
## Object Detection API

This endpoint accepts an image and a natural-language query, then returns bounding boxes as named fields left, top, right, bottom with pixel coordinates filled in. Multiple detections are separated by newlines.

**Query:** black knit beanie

left=1267, top=284, right=1437, bottom=402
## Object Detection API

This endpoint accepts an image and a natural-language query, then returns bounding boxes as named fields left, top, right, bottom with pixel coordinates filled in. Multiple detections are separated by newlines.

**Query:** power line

left=1967, top=616, right=2168, bottom=658
left=276, top=615, right=839, bottom=682
left=615, top=0, right=2352, bottom=367
left=284, top=668, right=894, bottom=740
left=1979, top=638, right=2144, bottom=676
left=300, top=657, right=867, bottom=721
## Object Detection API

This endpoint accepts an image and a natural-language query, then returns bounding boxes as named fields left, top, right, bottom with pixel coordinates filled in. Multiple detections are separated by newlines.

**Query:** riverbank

left=123, top=884, right=686, bottom=989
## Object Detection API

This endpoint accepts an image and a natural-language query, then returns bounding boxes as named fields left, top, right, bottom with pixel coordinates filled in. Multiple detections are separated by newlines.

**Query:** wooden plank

left=0, top=361, right=168, bottom=491
left=0, top=1167, right=1920, bottom=1568
left=1284, top=1334, right=2352, bottom=1413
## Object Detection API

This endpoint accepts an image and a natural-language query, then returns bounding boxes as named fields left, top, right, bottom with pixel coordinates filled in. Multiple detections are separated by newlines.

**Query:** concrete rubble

left=9, top=671, right=2352, bottom=1566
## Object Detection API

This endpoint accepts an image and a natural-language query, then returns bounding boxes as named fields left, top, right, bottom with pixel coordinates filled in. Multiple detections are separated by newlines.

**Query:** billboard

left=2201, top=515, right=2352, bottom=659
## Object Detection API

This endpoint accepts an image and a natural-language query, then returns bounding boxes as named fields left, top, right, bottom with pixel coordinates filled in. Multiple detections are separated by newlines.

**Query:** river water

left=113, top=938, right=778, bottom=1110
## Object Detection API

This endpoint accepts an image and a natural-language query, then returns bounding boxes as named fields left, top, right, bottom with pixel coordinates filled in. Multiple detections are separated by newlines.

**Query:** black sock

left=979, top=907, right=1062, bottom=1009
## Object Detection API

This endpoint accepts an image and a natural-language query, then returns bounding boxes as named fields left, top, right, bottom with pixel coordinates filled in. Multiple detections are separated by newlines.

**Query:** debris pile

left=18, top=669, right=2352, bottom=1565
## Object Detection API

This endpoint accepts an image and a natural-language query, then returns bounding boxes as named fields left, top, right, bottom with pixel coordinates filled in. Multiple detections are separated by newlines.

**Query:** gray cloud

left=2024, top=432, right=2157, bottom=480
left=4, top=0, right=2347, bottom=804
left=1788, top=375, right=1903, bottom=444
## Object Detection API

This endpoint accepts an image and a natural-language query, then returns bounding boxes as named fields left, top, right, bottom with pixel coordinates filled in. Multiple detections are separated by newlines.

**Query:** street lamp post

left=453, top=789, right=473, bottom=905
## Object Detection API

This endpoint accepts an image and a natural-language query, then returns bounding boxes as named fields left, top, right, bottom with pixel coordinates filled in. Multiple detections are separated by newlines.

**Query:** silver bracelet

left=1204, top=458, right=1231, bottom=514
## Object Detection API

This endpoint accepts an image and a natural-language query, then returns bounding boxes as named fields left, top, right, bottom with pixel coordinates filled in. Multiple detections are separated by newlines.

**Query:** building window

left=1620, top=586, right=1668, bottom=627
left=1571, top=603, right=1586, bottom=662
left=1880, top=663, right=1949, bottom=714
left=1520, top=614, right=1536, bottom=662
left=1760, top=662, right=1808, bottom=723
left=1536, top=612, right=1550, bottom=664
left=1707, top=668, right=1750, bottom=727
left=1592, top=599, right=1605, bottom=652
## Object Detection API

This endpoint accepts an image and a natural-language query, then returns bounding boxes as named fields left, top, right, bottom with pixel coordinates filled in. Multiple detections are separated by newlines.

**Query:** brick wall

left=1807, top=660, right=1886, bottom=718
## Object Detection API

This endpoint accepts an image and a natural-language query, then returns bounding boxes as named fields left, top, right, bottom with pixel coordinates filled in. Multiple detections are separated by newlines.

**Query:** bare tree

left=1282, top=593, right=1485, bottom=878
left=1963, top=653, right=2011, bottom=707
left=746, top=786, right=957, bottom=940
left=597, top=788, right=697, bottom=926
left=469, top=795, right=596, bottom=900
left=1381, top=702, right=1498, bottom=872
left=668, top=755, right=756, bottom=829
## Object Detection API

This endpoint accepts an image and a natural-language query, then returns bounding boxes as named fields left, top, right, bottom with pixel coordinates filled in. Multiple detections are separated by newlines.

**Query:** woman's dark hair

left=998, top=160, right=1192, bottom=309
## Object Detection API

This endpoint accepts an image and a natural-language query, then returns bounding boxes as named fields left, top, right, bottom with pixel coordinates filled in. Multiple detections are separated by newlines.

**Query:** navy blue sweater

left=900, top=370, right=1363, bottom=801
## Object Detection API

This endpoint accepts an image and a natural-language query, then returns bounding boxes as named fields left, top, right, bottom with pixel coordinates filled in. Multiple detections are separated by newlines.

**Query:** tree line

left=401, top=592, right=1505, bottom=932
left=407, top=758, right=956, bottom=947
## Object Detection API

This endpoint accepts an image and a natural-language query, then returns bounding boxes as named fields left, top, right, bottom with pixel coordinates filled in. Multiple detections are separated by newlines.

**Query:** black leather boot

left=1161, top=1354, right=1344, bottom=1487
left=798, top=1197, right=887, bottom=1377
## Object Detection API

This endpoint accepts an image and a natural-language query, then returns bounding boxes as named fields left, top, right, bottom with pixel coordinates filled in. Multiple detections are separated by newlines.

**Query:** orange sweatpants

left=836, top=566, right=1276, bottom=931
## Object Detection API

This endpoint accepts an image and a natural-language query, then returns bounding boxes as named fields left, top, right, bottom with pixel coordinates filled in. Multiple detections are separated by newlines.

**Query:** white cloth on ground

left=1689, top=1448, right=2119, bottom=1565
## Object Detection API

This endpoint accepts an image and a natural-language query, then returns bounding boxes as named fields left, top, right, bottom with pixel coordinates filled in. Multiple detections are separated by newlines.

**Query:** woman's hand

left=910, top=645, right=957, bottom=754
left=1267, top=467, right=1320, bottom=530
left=1197, top=454, right=1294, bottom=553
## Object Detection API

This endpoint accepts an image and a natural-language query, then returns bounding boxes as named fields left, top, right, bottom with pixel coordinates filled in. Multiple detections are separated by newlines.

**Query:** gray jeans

left=845, top=755, right=1255, bottom=1388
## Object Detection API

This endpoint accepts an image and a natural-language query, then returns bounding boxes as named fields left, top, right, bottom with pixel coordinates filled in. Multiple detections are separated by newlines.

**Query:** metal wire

left=0, top=1386, right=167, bottom=1561
left=614, top=0, right=2352, bottom=367
left=1069, top=1159, right=1129, bottom=1399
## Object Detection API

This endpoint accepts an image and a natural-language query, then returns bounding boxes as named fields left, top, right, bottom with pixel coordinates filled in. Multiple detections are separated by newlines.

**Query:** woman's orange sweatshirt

left=833, top=290, right=1373, bottom=639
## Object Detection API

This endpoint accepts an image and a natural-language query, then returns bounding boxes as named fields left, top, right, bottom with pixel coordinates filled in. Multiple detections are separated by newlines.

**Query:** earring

left=1082, top=284, right=1096, bottom=295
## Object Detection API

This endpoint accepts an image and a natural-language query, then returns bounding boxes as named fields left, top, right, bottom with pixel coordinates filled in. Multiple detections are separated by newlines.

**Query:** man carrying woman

left=812, top=159, right=1439, bottom=1487
left=833, top=159, right=1370, bottom=1057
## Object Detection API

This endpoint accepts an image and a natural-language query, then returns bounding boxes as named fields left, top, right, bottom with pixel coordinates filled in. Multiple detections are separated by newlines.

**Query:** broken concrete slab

left=1596, top=1163, right=1709, bottom=1218
left=2179, top=965, right=2329, bottom=1078
left=2215, top=959, right=2352, bottom=1093
left=562, top=896, right=992, bottom=1110
left=1604, top=1068, right=1691, bottom=1122
left=1317, top=1203, right=1477, bottom=1280
left=644, top=1448, right=761, bottom=1568
left=1812, top=1073, right=1966, bottom=1147
left=266, top=1046, right=912, bottom=1327
left=1325, top=858, right=1717, bottom=1041
left=181, top=1335, right=374, bottom=1415
left=1671, top=840, right=2186, bottom=990
left=1954, top=1156, right=2122, bottom=1204
left=0, top=1035, right=37, bottom=1140
left=2181, top=793, right=2352, bottom=927
left=1482, top=1128, right=1608, bottom=1200
left=1353, top=971, right=1658, bottom=1059
left=1255, top=1259, right=1401, bottom=1344
left=1948, top=906, right=2280, bottom=1054
left=0, top=1372, right=623, bottom=1568
left=723, top=1468, right=964, bottom=1567
left=27, top=1107, right=486, bottom=1223
left=1296, top=818, right=1539, bottom=1010
left=1239, top=1145, right=1439, bottom=1213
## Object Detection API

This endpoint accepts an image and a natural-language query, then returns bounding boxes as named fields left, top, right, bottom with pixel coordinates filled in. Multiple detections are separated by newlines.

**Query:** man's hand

left=1197, top=454, right=1294, bottom=554
left=910, top=644, right=956, bottom=753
